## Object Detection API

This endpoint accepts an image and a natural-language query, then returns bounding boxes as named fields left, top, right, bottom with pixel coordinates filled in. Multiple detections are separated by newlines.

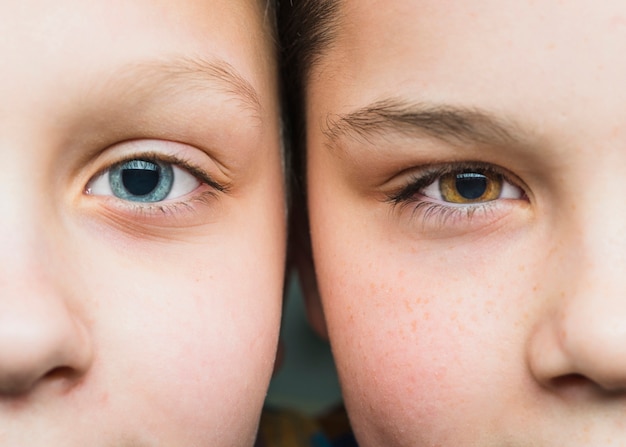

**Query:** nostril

left=0, top=300, right=93, bottom=397
left=548, top=373, right=626, bottom=398
left=0, top=366, right=83, bottom=397
left=43, top=366, right=79, bottom=382
left=550, top=373, right=590, bottom=389
left=546, top=374, right=599, bottom=399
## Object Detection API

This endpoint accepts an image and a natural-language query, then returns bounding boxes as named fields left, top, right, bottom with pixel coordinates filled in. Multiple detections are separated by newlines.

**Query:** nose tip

left=0, top=297, right=92, bottom=396
left=529, top=308, right=626, bottom=394
left=563, top=317, right=626, bottom=391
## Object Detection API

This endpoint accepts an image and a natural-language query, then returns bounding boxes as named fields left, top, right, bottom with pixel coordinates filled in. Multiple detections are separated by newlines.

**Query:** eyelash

left=85, top=151, right=227, bottom=218
left=386, top=162, right=526, bottom=226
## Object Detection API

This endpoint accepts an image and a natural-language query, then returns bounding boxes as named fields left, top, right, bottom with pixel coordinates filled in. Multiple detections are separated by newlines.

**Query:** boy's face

left=0, top=1, right=284, bottom=445
left=306, top=0, right=626, bottom=445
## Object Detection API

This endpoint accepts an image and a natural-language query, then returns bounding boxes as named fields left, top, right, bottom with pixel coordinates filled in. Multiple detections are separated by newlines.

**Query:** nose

left=529, top=303, right=626, bottom=392
left=528, top=235, right=626, bottom=393
left=0, top=270, right=93, bottom=396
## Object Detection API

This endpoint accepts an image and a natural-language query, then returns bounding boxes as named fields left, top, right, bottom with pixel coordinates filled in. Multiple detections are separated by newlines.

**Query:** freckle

left=398, top=270, right=406, bottom=279
left=423, top=312, right=430, bottom=321
left=404, top=299, right=414, bottom=313
left=411, top=320, right=417, bottom=333
left=518, top=264, right=526, bottom=272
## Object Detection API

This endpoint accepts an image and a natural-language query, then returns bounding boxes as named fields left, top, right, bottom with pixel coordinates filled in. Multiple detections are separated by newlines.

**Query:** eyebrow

left=323, top=98, right=528, bottom=148
left=105, top=57, right=263, bottom=120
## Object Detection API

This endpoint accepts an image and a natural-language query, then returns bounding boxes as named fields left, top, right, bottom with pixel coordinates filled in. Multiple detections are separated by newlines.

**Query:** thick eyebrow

left=103, top=57, right=263, bottom=120
left=323, top=98, right=528, bottom=148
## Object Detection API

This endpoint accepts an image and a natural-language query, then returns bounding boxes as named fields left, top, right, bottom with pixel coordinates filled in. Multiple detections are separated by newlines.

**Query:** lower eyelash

left=93, top=185, right=220, bottom=230
left=396, top=197, right=494, bottom=229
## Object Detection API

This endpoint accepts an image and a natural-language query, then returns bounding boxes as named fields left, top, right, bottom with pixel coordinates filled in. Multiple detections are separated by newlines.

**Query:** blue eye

left=87, top=157, right=201, bottom=203
left=109, top=159, right=173, bottom=202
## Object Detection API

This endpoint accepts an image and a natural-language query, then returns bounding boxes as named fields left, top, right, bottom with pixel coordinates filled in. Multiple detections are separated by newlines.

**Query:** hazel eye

left=87, top=158, right=201, bottom=203
left=421, top=169, right=522, bottom=204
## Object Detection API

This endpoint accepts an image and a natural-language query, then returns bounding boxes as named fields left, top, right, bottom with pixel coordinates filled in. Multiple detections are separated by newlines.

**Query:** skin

left=305, top=0, right=626, bottom=445
left=0, top=1, right=284, bottom=445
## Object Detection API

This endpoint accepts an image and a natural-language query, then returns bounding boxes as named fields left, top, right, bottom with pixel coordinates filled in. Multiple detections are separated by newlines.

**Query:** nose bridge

left=566, top=193, right=626, bottom=324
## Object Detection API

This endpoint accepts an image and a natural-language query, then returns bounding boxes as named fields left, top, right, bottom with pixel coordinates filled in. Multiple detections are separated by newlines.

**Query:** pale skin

left=0, top=1, right=284, bottom=445
left=305, top=0, right=626, bottom=445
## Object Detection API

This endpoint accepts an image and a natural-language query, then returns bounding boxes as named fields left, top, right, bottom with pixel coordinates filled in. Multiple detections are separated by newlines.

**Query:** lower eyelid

left=88, top=185, right=221, bottom=229
left=399, top=198, right=521, bottom=237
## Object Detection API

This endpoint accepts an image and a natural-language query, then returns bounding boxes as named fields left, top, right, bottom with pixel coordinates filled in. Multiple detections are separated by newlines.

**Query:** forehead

left=0, top=0, right=273, bottom=96
left=310, top=0, right=626, bottom=127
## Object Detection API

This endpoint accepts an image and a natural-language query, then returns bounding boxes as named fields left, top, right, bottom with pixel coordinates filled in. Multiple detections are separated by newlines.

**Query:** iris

left=439, top=170, right=502, bottom=203
left=109, top=159, right=174, bottom=202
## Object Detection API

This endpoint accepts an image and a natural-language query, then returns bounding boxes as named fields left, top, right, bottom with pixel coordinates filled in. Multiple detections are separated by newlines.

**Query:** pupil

left=455, top=172, right=488, bottom=200
left=122, top=164, right=160, bottom=196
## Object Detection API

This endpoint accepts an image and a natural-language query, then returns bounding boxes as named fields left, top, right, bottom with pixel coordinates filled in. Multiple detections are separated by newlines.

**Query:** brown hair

left=278, top=0, right=341, bottom=283
left=279, top=0, right=340, bottom=187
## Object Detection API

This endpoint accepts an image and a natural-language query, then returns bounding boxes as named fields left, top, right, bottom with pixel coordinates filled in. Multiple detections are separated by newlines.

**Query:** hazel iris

left=439, top=170, right=502, bottom=204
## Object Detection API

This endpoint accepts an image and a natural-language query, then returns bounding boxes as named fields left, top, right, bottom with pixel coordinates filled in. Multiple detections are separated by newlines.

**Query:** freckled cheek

left=325, top=279, right=469, bottom=420
left=318, top=245, right=531, bottom=441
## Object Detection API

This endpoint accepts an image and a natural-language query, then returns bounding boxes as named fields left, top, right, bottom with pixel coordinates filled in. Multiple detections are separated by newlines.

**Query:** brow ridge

left=324, top=99, right=523, bottom=147
left=110, top=57, right=263, bottom=120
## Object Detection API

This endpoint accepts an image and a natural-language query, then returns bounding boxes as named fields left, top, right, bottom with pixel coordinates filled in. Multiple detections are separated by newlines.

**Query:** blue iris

left=109, top=159, right=174, bottom=202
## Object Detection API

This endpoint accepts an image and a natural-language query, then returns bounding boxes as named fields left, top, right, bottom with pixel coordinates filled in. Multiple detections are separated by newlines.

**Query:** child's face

left=306, top=0, right=626, bottom=445
left=0, top=1, right=284, bottom=445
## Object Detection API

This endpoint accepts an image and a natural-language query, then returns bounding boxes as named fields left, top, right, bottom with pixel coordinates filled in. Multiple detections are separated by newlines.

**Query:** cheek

left=311, top=201, right=539, bottom=444
left=73, top=220, right=283, bottom=444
